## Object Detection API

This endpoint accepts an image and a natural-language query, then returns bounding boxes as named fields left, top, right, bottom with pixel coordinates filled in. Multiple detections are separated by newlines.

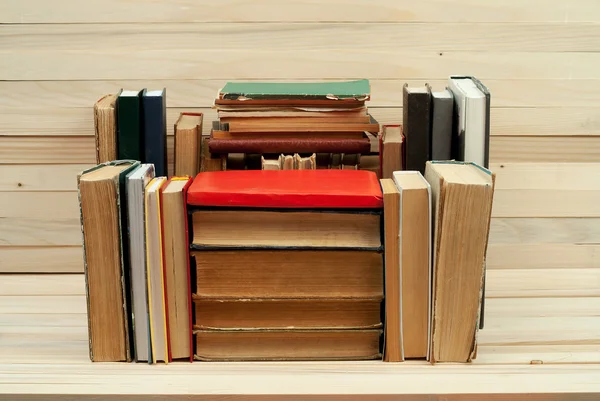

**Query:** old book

left=160, top=177, right=193, bottom=361
left=246, top=154, right=262, bottom=170
left=144, top=176, right=169, bottom=364
left=93, top=94, right=117, bottom=163
left=316, top=153, right=330, bottom=169
left=220, top=115, right=371, bottom=124
left=187, top=170, right=383, bottom=209
left=380, top=125, right=404, bottom=179
left=142, top=89, right=167, bottom=176
left=192, top=250, right=383, bottom=298
left=193, top=298, right=383, bottom=330
left=77, top=160, right=139, bottom=362
left=380, top=179, right=402, bottom=362
left=393, top=171, right=432, bottom=360
left=261, top=155, right=283, bottom=170
left=200, top=137, right=226, bottom=172
left=217, top=107, right=368, bottom=119
left=210, top=129, right=366, bottom=140
left=174, top=112, right=203, bottom=177
left=191, top=210, right=381, bottom=249
left=194, top=329, right=381, bottom=361
left=341, top=154, right=359, bottom=170
left=431, top=90, right=454, bottom=161
left=116, top=90, right=143, bottom=161
left=294, top=153, right=316, bottom=169
left=125, top=163, right=155, bottom=362
left=207, top=136, right=371, bottom=154
left=221, top=119, right=379, bottom=134
left=359, top=155, right=381, bottom=178
left=403, top=84, right=432, bottom=174
left=424, top=161, right=495, bottom=363
left=225, top=153, right=246, bottom=170
left=330, top=153, right=342, bottom=169
left=282, top=155, right=294, bottom=170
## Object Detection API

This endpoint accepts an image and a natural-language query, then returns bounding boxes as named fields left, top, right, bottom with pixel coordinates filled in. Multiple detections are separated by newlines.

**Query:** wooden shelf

left=0, top=274, right=599, bottom=400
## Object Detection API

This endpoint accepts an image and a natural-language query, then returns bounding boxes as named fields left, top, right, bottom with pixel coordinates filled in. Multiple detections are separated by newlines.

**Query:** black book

left=402, top=84, right=432, bottom=175
left=142, top=89, right=168, bottom=176
left=431, top=89, right=454, bottom=161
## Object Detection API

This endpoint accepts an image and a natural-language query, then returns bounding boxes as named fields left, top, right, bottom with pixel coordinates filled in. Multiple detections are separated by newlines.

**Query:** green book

left=219, top=79, right=370, bottom=100
left=117, top=89, right=143, bottom=160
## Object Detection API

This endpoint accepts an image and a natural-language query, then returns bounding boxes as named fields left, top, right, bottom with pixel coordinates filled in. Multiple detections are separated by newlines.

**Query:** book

left=93, top=94, right=117, bottom=163
left=142, top=89, right=168, bottom=176
left=193, top=298, right=383, bottom=330
left=207, top=136, right=371, bottom=154
left=125, top=163, right=155, bottom=362
left=194, top=329, right=382, bottom=361
left=402, top=84, right=432, bottom=174
left=392, top=171, right=432, bottom=360
left=424, top=161, right=495, bottom=363
left=380, top=125, right=404, bottom=179
left=218, top=118, right=380, bottom=134
left=144, top=176, right=169, bottom=364
left=220, top=115, right=371, bottom=124
left=294, top=153, right=316, bottom=169
left=186, top=170, right=383, bottom=209
left=77, top=160, right=139, bottom=362
left=431, top=90, right=454, bottom=161
left=261, top=155, right=283, bottom=170
left=174, top=112, right=203, bottom=177
left=116, top=90, right=143, bottom=161
left=217, top=107, right=368, bottom=119
left=200, top=137, right=225, bottom=173
left=380, top=179, right=403, bottom=362
left=282, top=154, right=294, bottom=170
left=190, top=209, right=381, bottom=249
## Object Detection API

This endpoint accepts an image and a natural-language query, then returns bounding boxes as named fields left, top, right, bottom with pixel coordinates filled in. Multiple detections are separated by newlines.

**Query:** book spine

left=431, top=94, right=453, bottom=161
left=403, top=85, right=432, bottom=175
left=117, top=93, right=143, bottom=161
left=143, top=91, right=168, bottom=176
left=207, top=138, right=370, bottom=154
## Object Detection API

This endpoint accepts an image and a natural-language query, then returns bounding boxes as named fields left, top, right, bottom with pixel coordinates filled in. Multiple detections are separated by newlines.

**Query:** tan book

left=191, top=210, right=381, bottom=249
left=93, top=94, right=117, bottom=163
left=200, top=136, right=226, bottom=172
left=193, top=298, right=383, bottom=330
left=380, top=179, right=402, bottom=362
left=195, top=329, right=382, bottom=361
left=393, top=171, right=432, bottom=360
left=77, top=161, right=138, bottom=362
left=424, top=161, right=495, bottom=363
left=381, top=125, right=404, bottom=179
left=174, top=113, right=203, bottom=177
left=160, top=177, right=192, bottom=360
left=261, top=155, right=283, bottom=170
left=192, top=250, right=383, bottom=299
left=281, top=155, right=294, bottom=170
left=294, top=153, right=316, bottom=170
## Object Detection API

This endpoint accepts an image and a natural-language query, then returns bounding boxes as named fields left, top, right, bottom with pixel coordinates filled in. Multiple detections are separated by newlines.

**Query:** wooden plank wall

left=1, top=0, right=600, bottom=277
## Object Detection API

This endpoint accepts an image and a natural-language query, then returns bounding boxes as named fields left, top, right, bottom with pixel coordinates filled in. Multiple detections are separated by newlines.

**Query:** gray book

left=126, top=163, right=155, bottom=362
left=431, top=90, right=454, bottom=161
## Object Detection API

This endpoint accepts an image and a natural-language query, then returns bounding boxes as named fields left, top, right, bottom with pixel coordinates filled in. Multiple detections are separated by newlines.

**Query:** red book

left=208, top=137, right=370, bottom=154
left=187, top=170, right=383, bottom=209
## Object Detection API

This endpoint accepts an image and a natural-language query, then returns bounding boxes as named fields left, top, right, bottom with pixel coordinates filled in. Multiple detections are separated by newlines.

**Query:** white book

left=145, top=176, right=169, bottom=364
left=447, top=77, right=487, bottom=167
left=126, top=164, right=155, bottom=362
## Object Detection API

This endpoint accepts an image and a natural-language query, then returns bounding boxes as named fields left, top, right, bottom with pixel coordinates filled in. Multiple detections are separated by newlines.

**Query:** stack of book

left=207, top=79, right=379, bottom=170
left=94, top=89, right=168, bottom=176
left=77, top=160, right=194, bottom=363
left=187, top=169, right=385, bottom=361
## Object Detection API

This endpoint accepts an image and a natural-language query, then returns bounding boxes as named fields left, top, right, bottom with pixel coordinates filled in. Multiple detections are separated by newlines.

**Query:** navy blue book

left=142, top=89, right=168, bottom=176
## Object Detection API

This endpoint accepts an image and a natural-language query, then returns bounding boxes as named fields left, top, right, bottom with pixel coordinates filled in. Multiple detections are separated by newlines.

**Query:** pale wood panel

left=0, top=164, right=93, bottom=191
left=0, top=247, right=83, bottom=273
left=4, top=23, right=600, bottom=53
left=490, top=163, right=600, bottom=190
left=3, top=136, right=600, bottom=164
left=487, top=244, right=600, bottom=269
left=492, top=190, right=600, bottom=218
left=4, top=79, right=600, bottom=109
left=485, top=269, right=600, bottom=298
left=0, top=275, right=84, bottom=296
left=490, top=218, right=600, bottom=244
left=4, top=50, right=600, bottom=80
left=4, top=107, right=600, bottom=138
left=2, top=0, right=599, bottom=23
left=473, top=345, right=600, bottom=365
left=0, top=218, right=81, bottom=246
left=0, top=192, right=79, bottom=219
left=0, top=296, right=86, bottom=314
left=484, top=297, right=600, bottom=318
left=0, top=313, right=85, bottom=327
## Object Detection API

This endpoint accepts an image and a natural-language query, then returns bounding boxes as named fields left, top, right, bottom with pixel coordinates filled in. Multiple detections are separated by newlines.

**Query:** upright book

left=77, top=160, right=139, bottom=362
left=117, top=90, right=143, bottom=161
left=379, top=125, right=404, bottom=179
left=402, top=84, right=432, bottom=175
left=174, top=112, right=203, bottom=177
left=142, top=89, right=168, bottom=176
left=431, top=90, right=453, bottom=161
left=93, top=94, right=117, bottom=163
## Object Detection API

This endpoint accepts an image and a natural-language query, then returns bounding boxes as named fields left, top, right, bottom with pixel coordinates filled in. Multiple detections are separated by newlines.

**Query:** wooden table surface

left=0, top=274, right=598, bottom=400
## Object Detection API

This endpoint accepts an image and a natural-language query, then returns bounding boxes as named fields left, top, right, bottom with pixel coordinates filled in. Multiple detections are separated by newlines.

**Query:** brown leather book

left=208, top=137, right=371, bottom=154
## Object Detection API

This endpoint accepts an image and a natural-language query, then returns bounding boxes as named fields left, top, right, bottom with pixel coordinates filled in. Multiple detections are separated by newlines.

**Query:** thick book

left=142, top=89, right=168, bottom=176
left=77, top=160, right=139, bottom=362
left=431, top=90, right=454, bottom=161
left=93, top=94, right=117, bottom=163
left=393, top=171, right=432, bottom=360
left=402, top=84, right=432, bottom=175
left=218, top=118, right=379, bottom=134
left=424, top=161, right=495, bottom=363
left=116, top=90, right=143, bottom=161
left=159, top=177, right=193, bottom=361
left=208, top=136, right=371, bottom=154
left=125, top=163, right=155, bottom=362
left=174, top=112, right=203, bottom=177
left=200, top=137, right=225, bottom=172
left=187, top=170, right=383, bottom=209
left=379, top=125, right=404, bottom=179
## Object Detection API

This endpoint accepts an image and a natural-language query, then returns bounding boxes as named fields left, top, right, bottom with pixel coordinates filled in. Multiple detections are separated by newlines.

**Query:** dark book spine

left=142, top=90, right=168, bottom=176
left=431, top=94, right=453, bottom=161
left=208, top=138, right=371, bottom=154
left=402, top=85, right=432, bottom=175
left=117, top=93, right=143, bottom=161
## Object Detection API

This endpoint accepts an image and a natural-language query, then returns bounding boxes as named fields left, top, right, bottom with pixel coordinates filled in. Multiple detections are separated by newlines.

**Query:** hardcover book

left=402, top=84, right=432, bottom=175
left=431, top=90, right=454, bottom=161
left=93, top=94, right=117, bottom=163
left=174, top=112, right=203, bottom=177
left=116, top=90, right=143, bottom=161
left=142, top=89, right=168, bottom=176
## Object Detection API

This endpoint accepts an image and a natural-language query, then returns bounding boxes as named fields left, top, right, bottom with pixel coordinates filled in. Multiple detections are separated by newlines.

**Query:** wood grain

left=490, top=218, right=600, bottom=244
left=2, top=0, right=599, bottom=23
left=487, top=244, right=600, bottom=269
left=0, top=246, right=83, bottom=273
left=0, top=164, right=92, bottom=191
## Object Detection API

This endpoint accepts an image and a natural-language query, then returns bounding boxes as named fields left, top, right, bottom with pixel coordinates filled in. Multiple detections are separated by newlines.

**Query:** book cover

left=402, top=84, right=432, bottom=175
left=208, top=136, right=370, bottom=154
left=431, top=90, right=453, bottom=161
left=142, top=89, right=168, bottom=176
left=116, top=90, right=143, bottom=161
left=174, top=112, right=203, bottom=177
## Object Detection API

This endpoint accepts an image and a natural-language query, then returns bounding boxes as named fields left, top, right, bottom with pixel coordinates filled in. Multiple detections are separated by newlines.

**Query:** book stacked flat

left=187, top=169, right=385, bottom=361
left=208, top=80, right=379, bottom=170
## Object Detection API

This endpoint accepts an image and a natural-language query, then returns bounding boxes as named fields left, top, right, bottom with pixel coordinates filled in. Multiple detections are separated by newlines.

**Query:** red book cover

left=158, top=180, right=172, bottom=363
left=180, top=177, right=194, bottom=363
left=187, top=170, right=383, bottom=209
left=208, top=136, right=370, bottom=154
